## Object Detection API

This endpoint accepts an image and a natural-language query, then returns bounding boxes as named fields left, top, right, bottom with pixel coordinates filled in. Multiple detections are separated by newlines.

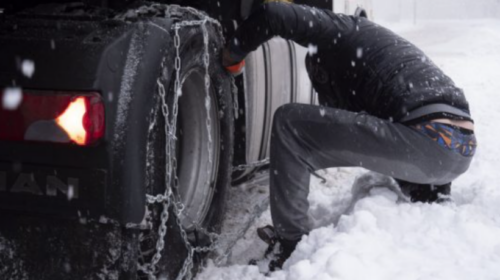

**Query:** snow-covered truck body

left=0, top=1, right=371, bottom=279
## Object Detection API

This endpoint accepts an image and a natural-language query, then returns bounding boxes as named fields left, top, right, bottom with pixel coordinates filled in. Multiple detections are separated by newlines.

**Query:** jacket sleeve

left=228, top=2, right=357, bottom=61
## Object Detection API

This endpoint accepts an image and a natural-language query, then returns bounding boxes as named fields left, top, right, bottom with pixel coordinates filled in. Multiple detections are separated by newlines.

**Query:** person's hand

left=223, top=47, right=245, bottom=76
left=222, top=48, right=236, bottom=67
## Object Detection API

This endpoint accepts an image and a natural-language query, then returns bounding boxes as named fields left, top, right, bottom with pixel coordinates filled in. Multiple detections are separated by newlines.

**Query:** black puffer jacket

left=228, top=2, right=472, bottom=123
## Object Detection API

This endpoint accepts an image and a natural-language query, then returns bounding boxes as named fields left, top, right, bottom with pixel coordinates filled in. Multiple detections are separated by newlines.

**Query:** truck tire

left=141, top=14, right=233, bottom=278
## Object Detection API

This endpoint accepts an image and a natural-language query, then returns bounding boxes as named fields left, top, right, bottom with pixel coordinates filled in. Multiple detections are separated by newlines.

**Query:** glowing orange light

left=56, top=97, right=87, bottom=145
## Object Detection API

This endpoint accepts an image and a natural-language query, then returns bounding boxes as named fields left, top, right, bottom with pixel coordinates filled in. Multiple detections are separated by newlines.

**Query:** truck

left=0, top=1, right=372, bottom=279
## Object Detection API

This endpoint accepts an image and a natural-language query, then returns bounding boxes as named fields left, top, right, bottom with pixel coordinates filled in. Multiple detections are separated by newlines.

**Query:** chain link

left=233, top=158, right=270, bottom=172
left=231, top=77, right=240, bottom=120
left=201, top=20, right=214, bottom=167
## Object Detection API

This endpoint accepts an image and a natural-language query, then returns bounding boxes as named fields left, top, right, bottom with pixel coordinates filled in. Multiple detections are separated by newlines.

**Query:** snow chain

left=123, top=5, right=271, bottom=279
left=233, top=158, right=270, bottom=172
left=132, top=6, right=226, bottom=280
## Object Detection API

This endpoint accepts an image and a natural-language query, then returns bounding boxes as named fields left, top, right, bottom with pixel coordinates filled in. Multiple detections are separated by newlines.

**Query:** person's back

left=307, top=13, right=470, bottom=122
left=229, top=2, right=473, bottom=124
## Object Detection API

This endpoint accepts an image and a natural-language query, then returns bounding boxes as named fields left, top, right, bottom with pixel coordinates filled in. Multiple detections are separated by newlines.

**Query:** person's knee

left=274, top=103, right=298, bottom=119
left=273, top=104, right=299, bottom=127
left=272, top=104, right=301, bottom=139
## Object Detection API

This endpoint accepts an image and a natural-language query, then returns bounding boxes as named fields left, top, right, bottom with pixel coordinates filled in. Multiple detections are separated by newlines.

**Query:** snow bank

left=200, top=186, right=500, bottom=280
left=286, top=193, right=500, bottom=280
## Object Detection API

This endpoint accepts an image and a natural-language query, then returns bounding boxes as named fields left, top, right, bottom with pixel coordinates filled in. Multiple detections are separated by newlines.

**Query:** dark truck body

left=0, top=11, right=180, bottom=278
left=0, top=14, right=172, bottom=224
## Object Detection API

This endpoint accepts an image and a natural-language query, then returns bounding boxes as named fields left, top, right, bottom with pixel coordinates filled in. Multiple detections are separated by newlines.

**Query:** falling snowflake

left=308, top=44, right=318, bottom=55
left=356, top=47, right=364, bottom=59
left=319, top=108, right=326, bottom=117
left=2, top=87, right=23, bottom=110
left=21, top=59, right=35, bottom=78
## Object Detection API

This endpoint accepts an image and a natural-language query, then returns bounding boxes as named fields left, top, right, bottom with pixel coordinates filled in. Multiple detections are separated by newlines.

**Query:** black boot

left=252, top=225, right=300, bottom=271
left=268, top=238, right=299, bottom=271
left=397, top=180, right=451, bottom=203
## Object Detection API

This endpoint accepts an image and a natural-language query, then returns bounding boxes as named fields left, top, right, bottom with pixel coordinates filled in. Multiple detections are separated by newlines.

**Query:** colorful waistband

left=412, top=122, right=477, bottom=157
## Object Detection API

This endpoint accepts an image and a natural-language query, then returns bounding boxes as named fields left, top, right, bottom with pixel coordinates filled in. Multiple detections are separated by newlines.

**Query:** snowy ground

left=197, top=20, right=500, bottom=280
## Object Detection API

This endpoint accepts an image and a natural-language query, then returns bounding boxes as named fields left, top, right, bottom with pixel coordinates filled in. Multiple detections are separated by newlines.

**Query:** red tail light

left=0, top=89, right=105, bottom=146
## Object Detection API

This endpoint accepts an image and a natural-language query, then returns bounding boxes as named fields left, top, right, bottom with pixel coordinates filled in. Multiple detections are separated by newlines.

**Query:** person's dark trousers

left=270, top=103, right=474, bottom=241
